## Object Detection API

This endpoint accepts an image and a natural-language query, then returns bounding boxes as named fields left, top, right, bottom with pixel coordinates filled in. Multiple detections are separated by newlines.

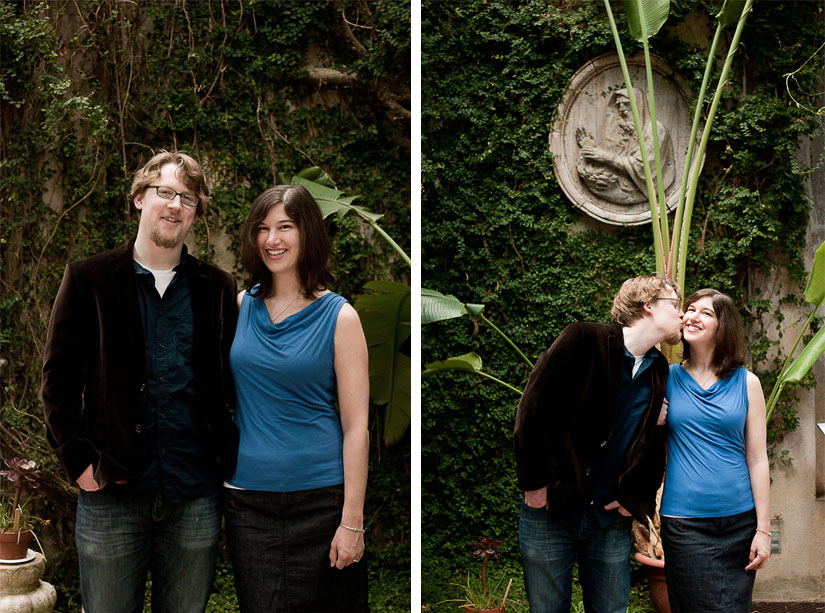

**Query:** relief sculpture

left=574, top=87, right=675, bottom=205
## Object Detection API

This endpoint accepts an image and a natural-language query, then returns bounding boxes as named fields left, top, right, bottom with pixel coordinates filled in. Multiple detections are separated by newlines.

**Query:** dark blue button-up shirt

left=591, top=346, right=657, bottom=527
left=117, top=251, right=216, bottom=503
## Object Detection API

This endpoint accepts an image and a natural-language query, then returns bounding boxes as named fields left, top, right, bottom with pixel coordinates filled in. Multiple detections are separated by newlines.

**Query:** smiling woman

left=660, top=289, right=771, bottom=612
left=223, top=184, right=370, bottom=611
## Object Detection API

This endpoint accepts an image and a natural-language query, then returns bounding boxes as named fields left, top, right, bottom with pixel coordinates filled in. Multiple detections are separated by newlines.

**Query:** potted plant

left=632, top=485, right=669, bottom=613
left=0, top=457, right=42, bottom=561
left=452, top=537, right=513, bottom=613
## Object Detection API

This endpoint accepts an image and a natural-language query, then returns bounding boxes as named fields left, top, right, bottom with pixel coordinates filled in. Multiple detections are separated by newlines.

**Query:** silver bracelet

left=755, top=528, right=771, bottom=536
left=340, top=523, right=366, bottom=534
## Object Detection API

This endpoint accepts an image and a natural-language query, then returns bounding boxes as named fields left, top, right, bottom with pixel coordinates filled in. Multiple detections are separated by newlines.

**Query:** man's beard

left=150, top=225, right=185, bottom=249
left=664, top=327, right=683, bottom=345
left=618, top=116, right=635, bottom=137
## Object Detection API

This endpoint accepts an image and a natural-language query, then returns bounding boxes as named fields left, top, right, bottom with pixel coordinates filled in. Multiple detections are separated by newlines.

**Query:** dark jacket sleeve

left=41, top=263, right=97, bottom=483
left=513, top=325, right=582, bottom=491
left=213, top=270, right=239, bottom=477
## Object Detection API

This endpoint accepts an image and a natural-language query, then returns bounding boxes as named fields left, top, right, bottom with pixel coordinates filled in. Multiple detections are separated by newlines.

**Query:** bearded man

left=576, top=87, right=675, bottom=205
left=42, top=151, right=238, bottom=612
left=514, top=276, right=683, bottom=612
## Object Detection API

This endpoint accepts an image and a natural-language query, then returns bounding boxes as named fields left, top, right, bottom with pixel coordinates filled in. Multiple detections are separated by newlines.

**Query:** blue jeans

left=75, top=489, right=220, bottom=613
left=519, top=502, right=633, bottom=613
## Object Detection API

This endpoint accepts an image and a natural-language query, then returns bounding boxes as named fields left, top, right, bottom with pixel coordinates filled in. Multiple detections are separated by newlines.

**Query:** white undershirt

left=631, top=354, right=645, bottom=379
left=138, top=263, right=176, bottom=298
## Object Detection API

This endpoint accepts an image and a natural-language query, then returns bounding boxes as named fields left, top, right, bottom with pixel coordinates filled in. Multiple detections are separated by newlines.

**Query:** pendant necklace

left=269, top=293, right=301, bottom=325
left=689, top=362, right=716, bottom=389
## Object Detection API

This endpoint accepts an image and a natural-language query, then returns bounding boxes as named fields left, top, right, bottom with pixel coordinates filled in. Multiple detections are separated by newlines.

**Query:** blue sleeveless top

left=661, top=364, right=754, bottom=517
left=227, top=290, right=346, bottom=492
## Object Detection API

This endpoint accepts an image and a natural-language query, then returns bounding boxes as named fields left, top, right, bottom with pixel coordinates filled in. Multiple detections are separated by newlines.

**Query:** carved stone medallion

left=550, top=53, right=703, bottom=226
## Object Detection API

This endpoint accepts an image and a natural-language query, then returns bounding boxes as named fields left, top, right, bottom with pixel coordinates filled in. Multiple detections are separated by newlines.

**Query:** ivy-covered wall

left=422, top=0, right=823, bottom=605
left=0, top=1, right=409, bottom=610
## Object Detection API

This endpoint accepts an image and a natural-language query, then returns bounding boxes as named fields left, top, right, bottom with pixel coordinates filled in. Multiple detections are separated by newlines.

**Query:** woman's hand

left=745, top=530, right=771, bottom=570
left=329, top=525, right=365, bottom=569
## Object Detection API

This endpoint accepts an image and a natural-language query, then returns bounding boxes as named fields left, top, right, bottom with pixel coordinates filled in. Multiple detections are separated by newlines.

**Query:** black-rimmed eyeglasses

left=147, top=185, right=198, bottom=209
left=653, top=297, right=681, bottom=311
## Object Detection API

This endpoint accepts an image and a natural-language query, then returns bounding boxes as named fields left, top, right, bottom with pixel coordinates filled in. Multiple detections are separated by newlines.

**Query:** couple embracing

left=515, top=276, right=771, bottom=613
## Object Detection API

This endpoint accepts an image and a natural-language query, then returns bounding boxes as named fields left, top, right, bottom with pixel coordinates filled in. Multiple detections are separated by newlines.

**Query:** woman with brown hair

left=660, top=289, right=771, bottom=612
left=223, top=184, right=369, bottom=611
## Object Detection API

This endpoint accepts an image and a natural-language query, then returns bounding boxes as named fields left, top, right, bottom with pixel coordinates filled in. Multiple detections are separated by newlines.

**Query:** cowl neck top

left=661, top=364, right=753, bottom=517
left=227, top=289, right=347, bottom=492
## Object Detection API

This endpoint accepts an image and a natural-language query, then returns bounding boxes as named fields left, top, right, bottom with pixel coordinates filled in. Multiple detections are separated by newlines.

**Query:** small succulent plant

left=1, top=457, right=42, bottom=533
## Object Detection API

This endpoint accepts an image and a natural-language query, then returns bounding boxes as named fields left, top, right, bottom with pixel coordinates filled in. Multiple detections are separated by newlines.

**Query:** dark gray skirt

left=223, top=484, right=368, bottom=612
left=661, top=509, right=757, bottom=613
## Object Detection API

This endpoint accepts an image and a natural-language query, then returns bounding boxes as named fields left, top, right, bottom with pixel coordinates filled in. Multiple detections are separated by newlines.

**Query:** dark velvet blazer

left=513, top=322, right=668, bottom=523
left=41, top=240, right=239, bottom=489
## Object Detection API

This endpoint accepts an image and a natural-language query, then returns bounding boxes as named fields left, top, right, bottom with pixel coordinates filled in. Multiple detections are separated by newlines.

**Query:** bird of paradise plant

left=603, top=0, right=753, bottom=293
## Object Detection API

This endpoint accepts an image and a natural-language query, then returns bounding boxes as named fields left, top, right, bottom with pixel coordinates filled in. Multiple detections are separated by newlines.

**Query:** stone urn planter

left=634, top=552, right=670, bottom=613
left=0, top=550, right=57, bottom=612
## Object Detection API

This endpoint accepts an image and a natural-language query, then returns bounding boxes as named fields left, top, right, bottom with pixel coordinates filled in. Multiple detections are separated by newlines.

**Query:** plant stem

left=603, top=0, right=664, bottom=275
left=474, top=371, right=524, bottom=397
left=677, top=0, right=753, bottom=292
left=479, top=312, right=534, bottom=368
left=765, top=306, right=818, bottom=421
left=670, top=23, right=722, bottom=279
left=366, top=219, right=412, bottom=267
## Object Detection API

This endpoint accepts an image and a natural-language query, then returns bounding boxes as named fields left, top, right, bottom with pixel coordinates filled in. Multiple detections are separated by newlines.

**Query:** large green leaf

left=382, top=352, right=411, bottom=445
left=421, top=288, right=484, bottom=323
left=803, top=239, right=825, bottom=306
left=780, top=325, right=825, bottom=385
left=623, top=0, right=669, bottom=42
left=717, top=0, right=747, bottom=25
left=354, top=281, right=411, bottom=445
left=422, top=352, right=483, bottom=376
left=290, top=175, right=382, bottom=222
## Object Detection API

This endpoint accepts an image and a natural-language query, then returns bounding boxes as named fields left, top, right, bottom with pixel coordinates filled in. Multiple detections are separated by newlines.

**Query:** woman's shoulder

left=669, top=362, right=685, bottom=374
left=743, top=368, right=761, bottom=388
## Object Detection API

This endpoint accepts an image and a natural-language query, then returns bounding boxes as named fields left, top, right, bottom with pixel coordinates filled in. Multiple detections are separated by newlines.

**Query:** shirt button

left=585, top=468, right=592, bottom=476
left=139, top=383, right=146, bottom=392
left=160, top=376, right=166, bottom=383
left=135, top=424, right=143, bottom=433
left=600, top=440, right=608, bottom=447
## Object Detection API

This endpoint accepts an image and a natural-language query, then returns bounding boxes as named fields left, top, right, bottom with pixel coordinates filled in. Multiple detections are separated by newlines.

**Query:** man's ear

left=134, top=196, right=143, bottom=211
left=642, top=302, right=654, bottom=316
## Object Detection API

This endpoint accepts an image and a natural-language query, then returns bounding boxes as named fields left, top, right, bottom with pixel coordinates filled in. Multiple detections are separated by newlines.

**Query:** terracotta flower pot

left=0, top=529, right=33, bottom=561
left=634, top=552, right=670, bottom=613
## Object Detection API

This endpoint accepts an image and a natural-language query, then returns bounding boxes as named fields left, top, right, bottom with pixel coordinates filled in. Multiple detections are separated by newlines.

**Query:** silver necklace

left=269, top=293, right=301, bottom=324
left=687, top=362, right=716, bottom=388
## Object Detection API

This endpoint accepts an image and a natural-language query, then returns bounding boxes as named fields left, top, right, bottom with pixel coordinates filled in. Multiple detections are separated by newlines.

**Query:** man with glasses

left=514, top=275, right=683, bottom=613
left=42, top=151, right=239, bottom=612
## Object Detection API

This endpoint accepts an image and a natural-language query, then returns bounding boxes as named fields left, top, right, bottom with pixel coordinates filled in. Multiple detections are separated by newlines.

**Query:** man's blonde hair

left=611, top=276, right=680, bottom=326
left=130, top=151, right=210, bottom=216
